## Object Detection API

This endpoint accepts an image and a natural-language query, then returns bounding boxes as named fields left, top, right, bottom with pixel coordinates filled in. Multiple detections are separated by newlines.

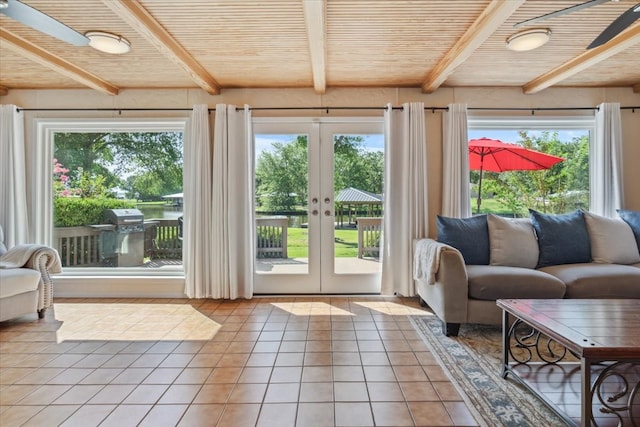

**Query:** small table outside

left=497, top=299, right=640, bottom=427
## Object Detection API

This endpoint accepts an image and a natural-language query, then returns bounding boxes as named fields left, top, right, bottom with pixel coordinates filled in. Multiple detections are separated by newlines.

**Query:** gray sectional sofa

left=413, top=209, right=640, bottom=336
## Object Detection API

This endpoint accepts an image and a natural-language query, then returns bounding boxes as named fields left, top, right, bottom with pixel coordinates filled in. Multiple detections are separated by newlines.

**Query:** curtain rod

left=15, top=105, right=639, bottom=113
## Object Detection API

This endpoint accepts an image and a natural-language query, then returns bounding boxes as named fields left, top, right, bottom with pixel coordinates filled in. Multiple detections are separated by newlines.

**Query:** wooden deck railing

left=54, top=219, right=182, bottom=267
left=256, top=216, right=288, bottom=259
left=357, top=217, right=382, bottom=259
left=54, top=226, right=103, bottom=267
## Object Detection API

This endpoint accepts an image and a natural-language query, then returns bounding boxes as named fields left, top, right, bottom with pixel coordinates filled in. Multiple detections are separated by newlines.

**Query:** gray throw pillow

left=583, top=211, right=640, bottom=264
left=529, top=209, right=591, bottom=268
left=487, top=214, right=539, bottom=269
left=436, top=214, right=489, bottom=265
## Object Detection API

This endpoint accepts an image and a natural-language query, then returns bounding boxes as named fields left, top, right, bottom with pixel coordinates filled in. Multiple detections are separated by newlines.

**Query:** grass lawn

left=286, top=227, right=361, bottom=258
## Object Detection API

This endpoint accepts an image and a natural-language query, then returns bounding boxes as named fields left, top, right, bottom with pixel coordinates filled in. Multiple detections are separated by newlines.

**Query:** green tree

left=256, top=135, right=384, bottom=212
left=479, top=131, right=589, bottom=215
left=53, top=132, right=183, bottom=200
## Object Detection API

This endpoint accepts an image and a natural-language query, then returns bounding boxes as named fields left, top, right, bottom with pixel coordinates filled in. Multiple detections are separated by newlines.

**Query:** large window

left=38, top=119, right=186, bottom=276
left=468, top=116, right=594, bottom=216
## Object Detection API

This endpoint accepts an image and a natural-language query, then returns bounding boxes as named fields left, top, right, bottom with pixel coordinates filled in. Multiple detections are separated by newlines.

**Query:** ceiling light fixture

left=506, top=28, right=551, bottom=52
left=85, top=31, right=131, bottom=54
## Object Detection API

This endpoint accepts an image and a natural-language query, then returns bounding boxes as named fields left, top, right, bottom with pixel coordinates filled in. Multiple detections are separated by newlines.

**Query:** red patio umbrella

left=469, top=137, right=564, bottom=214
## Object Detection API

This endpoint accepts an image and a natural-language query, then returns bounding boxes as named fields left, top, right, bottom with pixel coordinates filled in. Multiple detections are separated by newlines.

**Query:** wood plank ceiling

left=1, top=0, right=639, bottom=97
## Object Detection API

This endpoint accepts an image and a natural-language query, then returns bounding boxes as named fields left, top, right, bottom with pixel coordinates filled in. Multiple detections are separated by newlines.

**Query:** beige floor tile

left=142, top=367, right=183, bottom=384
left=53, top=384, right=104, bottom=404
left=299, top=382, right=334, bottom=402
left=367, top=381, right=405, bottom=401
left=408, top=401, right=454, bottom=426
left=20, top=404, right=79, bottom=427
left=270, top=366, right=302, bottom=383
left=138, top=404, right=188, bottom=426
left=122, top=384, right=169, bottom=404
left=372, top=401, right=415, bottom=426
left=173, top=367, right=213, bottom=384
left=216, top=403, right=261, bottom=427
left=256, top=402, right=298, bottom=427
left=157, top=384, right=202, bottom=404
left=19, top=384, right=72, bottom=405
left=227, top=382, right=268, bottom=403
left=98, top=404, right=152, bottom=427
left=333, top=365, right=365, bottom=382
left=297, top=402, right=334, bottom=427
left=0, top=405, right=45, bottom=426
left=177, top=404, right=224, bottom=427
left=335, top=402, right=374, bottom=426
left=264, top=382, right=300, bottom=403
left=87, top=384, right=137, bottom=404
left=400, top=381, right=441, bottom=401
left=193, top=383, right=235, bottom=404
left=334, top=381, right=369, bottom=402
left=206, top=367, right=243, bottom=383
left=443, top=401, right=480, bottom=427
left=59, top=404, right=115, bottom=427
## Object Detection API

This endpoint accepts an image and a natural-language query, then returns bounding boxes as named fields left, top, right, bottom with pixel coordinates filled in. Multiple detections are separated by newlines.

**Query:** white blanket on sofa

left=413, top=239, right=444, bottom=285
left=0, top=244, right=62, bottom=273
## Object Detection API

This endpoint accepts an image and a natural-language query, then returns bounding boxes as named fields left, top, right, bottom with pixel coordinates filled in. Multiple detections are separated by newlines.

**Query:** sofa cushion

left=583, top=211, right=640, bottom=265
left=0, top=268, right=41, bottom=299
left=618, top=209, right=640, bottom=251
left=539, top=263, right=640, bottom=299
left=436, top=215, right=489, bottom=265
left=487, top=214, right=538, bottom=269
left=466, top=265, right=565, bottom=301
left=529, top=209, right=591, bottom=268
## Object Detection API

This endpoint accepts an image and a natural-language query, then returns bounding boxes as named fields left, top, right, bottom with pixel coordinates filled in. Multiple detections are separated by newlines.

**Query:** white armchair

left=0, top=226, right=62, bottom=321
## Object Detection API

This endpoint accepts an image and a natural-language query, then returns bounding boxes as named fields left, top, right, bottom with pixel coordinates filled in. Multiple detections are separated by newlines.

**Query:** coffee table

left=497, top=299, right=640, bottom=427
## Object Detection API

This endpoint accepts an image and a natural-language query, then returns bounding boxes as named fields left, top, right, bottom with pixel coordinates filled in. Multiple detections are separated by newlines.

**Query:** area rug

left=409, top=316, right=569, bottom=427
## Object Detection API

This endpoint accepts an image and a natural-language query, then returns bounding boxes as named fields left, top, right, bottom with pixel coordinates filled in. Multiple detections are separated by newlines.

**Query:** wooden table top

left=496, top=299, right=640, bottom=360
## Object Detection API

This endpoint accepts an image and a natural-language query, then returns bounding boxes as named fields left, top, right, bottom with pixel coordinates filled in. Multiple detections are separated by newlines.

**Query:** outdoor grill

left=102, top=208, right=145, bottom=267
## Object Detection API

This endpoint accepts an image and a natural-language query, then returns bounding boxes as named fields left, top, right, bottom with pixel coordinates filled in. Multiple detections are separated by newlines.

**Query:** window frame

left=35, top=117, right=188, bottom=278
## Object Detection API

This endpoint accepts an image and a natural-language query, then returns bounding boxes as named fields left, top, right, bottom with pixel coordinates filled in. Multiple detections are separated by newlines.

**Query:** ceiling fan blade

left=587, top=2, right=640, bottom=49
left=514, top=0, right=611, bottom=28
left=0, top=0, right=88, bottom=46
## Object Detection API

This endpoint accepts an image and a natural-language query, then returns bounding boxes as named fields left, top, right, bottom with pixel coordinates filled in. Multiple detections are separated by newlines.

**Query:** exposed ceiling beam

left=303, top=0, right=327, bottom=94
left=0, top=28, right=119, bottom=96
left=633, top=82, right=640, bottom=93
left=524, top=24, right=640, bottom=94
left=0, top=85, right=8, bottom=96
left=421, top=0, right=525, bottom=93
left=102, top=0, right=221, bottom=95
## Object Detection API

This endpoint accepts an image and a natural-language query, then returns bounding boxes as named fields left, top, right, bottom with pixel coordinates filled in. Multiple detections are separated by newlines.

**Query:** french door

left=253, top=118, right=384, bottom=294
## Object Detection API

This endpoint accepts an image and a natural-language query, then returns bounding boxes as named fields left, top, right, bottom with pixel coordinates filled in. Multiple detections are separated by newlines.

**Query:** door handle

left=324, top=197, right=331, bottom=204
left=312, top=198, right=318, bottom=204
left=324, top=210, right=332, bottom=216
left=311, top=209, right=319, bottom=216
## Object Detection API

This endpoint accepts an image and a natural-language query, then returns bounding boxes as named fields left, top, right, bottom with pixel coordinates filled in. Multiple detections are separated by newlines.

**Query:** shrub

left=54, top=197, right=136, bottom=227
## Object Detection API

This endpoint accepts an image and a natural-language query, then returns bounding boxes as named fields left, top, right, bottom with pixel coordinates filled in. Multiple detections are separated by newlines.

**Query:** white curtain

left=441, top=103, right=470, bottom=218
left=381, top=103, right=428, bottom=296
left=210, top=104, right=254, bottom=299
left=591, top=102, right=623, bottom=218
left=0, top=105, right=29, bottom=246
left=183, top=105, right=214, bottom=298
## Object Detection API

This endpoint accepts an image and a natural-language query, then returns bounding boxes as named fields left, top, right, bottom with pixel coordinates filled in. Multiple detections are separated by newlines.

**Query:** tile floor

left=0, top=296, right=479, bottom=427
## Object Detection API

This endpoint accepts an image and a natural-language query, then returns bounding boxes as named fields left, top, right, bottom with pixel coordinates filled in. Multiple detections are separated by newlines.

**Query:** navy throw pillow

left=529, top=209, right=591, bottom=268
left=617, top=209, right=640, bottom=251
left=436, top=214, right=489, bottom=265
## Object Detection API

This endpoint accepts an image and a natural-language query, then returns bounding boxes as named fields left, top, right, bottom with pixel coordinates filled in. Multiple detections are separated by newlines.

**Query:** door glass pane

left=254, top=133, right=309, bottom=275
left=333, top=133, right=383, bottom=275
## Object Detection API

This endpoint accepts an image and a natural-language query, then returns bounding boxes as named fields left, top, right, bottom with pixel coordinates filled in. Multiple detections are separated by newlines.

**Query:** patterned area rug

left=409, top=316, right=569, bottom=427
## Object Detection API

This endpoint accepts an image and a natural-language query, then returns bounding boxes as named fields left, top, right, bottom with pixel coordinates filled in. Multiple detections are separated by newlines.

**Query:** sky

left=255, top=129, right=587, bottom=156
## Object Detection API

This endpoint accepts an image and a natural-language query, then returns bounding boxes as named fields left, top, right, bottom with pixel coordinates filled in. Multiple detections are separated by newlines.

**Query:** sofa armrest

left=0, top=245, right=62, bottom=310
left=414, top=239, right=469, bottom=324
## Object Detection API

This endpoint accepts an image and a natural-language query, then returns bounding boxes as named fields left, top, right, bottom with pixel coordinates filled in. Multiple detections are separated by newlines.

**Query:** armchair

left=0, top=226, right=62, bottom=321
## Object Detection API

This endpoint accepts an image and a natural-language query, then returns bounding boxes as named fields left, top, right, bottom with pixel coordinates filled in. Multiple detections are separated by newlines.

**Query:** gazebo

left=335, top=187, right=383, bottom=227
